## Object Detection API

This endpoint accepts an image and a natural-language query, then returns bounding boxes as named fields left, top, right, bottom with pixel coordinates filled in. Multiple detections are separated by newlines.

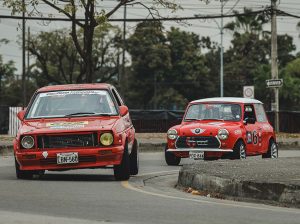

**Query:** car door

left=111, top=88, right=135, bottom=151
left=243, top=104, right=261, bottom=155
left=253, top=103, right=271, bottom=154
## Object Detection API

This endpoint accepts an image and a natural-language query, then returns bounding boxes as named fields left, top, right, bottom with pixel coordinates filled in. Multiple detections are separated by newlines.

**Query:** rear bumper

left=15, top=146, right=124, bottom=171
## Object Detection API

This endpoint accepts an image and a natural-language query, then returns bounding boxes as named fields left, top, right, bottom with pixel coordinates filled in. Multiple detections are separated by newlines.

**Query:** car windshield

left=26, top=90, right=118, bottom=119
left=184, top=103, right=241, bottom=121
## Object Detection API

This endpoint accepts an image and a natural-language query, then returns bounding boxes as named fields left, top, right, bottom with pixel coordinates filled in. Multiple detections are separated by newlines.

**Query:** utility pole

left=220, top=0, right=224, bottom=97
left=27, top=27, right=30, bottom=84
left=121, top=3, right=127, bottom=99
left=271, top=0, right=279, bottom=132
left=22, top=0, right=26, bottom=107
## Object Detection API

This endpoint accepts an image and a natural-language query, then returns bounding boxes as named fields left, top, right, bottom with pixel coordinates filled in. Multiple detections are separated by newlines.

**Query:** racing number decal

left=253, top=131, right=258, bottom=145
left=246, top=131, right=261, bottom=145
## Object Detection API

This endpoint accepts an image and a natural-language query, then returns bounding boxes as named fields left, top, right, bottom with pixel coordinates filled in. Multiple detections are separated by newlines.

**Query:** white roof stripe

left=191, top=97, right=263, bottom=104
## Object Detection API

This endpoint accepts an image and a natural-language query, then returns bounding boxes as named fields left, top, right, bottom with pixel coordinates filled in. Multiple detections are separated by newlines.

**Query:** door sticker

left=246, top=131, right=252, bottom=144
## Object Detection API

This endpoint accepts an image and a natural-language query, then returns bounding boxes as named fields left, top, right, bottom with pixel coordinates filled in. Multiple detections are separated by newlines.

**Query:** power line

left=0, top=8, right=269, bottom=22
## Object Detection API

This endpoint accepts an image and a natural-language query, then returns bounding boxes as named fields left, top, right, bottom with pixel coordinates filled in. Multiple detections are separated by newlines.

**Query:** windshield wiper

left=201, top=118, right=224, bottom=121
left=185, top=118, right=202, bottom=121
left=65, top=112, right=96, bottom=117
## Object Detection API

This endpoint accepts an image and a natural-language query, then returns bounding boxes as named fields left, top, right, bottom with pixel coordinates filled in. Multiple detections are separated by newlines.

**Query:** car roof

left=191, top=97, right=263, bottom=104
left=37, top=83, right=112, bottom=92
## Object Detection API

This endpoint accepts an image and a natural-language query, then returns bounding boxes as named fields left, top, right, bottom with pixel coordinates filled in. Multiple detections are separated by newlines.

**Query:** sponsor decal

left=46, top=121, right=88, bottom=129
left=43, top=90, right=104, bottom=96
left=191, top=128, right=205, bottom=135
left=246, top=131, right=252, bottom=144
left=208, top=122, right=225, bottom=126
left=186, top=137, right=196, bottom=148
left=42, top=151, right=48, bottom=159
left=234, top=130, right=242, bottom=135
left=263, top=124, right=271, bottom=131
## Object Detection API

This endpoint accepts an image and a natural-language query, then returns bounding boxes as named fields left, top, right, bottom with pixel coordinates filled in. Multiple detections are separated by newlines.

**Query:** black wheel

left=262, top=139, right=278, bottom=159
left=114, top=143, right=130, bottom=181
left=165, top=145, right=181, bottom=166
left=15, top=158, right=36, bottom=179
left=129, top=139, right=139, bottom=175
left=231, top=140, right=246, bottom=159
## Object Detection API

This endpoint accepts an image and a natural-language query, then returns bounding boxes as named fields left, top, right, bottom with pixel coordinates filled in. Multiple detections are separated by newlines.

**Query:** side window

left=254, top=104, right=268, bottom=122
left=244, top=105, right=256, bottom=121
left=111, top=88, right=123, bottom=106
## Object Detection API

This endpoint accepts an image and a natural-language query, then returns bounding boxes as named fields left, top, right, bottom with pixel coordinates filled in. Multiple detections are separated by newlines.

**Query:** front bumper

left=15, top=146, right=124, bottom=171
left=167, top=148, right=233, bottom=152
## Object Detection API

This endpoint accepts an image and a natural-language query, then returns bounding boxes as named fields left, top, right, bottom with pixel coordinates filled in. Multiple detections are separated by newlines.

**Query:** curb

left=0, top=145, right=13, bottom=156
left=177, top=168, right=300, bottom=208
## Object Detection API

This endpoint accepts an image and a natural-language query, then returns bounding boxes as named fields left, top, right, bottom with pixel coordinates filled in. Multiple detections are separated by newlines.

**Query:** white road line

left=121, top=171, right=300, bottom=215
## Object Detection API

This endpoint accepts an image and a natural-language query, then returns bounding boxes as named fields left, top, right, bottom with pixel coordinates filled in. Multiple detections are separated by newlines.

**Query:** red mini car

left=14, top=83, right=138, bottom=180
left=165, top=97, right=278, bottom=165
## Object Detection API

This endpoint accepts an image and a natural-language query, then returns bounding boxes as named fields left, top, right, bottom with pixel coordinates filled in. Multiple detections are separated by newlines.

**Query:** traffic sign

left=243, top=86, right=254, bottom=99
left=266, top=79, right=283, bottom=88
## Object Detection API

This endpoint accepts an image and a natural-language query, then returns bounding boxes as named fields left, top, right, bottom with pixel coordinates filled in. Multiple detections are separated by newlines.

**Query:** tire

left=165, top=145, right=181, bottom=166
left=231, top=140, right=246, bottom=159
left=262, top=139, right=278, bottom=159
left=15, top=158, right=35, bottom=179
left=129, top=139, right=139, bottom=175
left=114, top=143, right=130, bottom=181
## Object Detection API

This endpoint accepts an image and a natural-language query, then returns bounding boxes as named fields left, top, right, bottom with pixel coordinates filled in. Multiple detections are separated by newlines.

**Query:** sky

left=0, top=0, right=299, bottom=75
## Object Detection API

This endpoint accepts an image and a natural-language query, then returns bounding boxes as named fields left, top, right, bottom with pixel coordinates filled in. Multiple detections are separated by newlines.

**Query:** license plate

left=189, top=151, right=204, bottom=160
left=57, top=152, right=79, bottom=164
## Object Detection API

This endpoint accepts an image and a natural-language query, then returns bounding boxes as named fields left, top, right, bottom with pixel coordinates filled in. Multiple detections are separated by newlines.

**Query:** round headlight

left=100, top=133, right=114, bottom=146
left=218, top=129, right=229, bottom=140
left=21, top=136, right=35, bottom=149
left=167, top=129, right=178, bottom=140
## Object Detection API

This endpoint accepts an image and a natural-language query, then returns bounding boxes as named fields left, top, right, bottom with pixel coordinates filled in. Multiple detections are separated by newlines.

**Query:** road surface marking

left=121, top=171, right=300, bottom=214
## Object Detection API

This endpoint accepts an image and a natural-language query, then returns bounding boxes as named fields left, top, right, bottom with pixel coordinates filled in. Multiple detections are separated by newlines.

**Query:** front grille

left=40, top=155, right=97, bottom=165
left=37, top=133, right=98, bottom=149
left=176, top=136, right=220, bottom=149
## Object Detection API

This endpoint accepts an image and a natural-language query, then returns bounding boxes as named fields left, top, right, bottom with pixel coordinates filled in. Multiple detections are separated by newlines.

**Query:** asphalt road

left=0, top=150, right=299, bottom=224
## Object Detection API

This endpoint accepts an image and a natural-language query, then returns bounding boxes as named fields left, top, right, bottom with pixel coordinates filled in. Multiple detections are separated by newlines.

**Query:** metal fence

left=8, top=107, right=22, bottom=136
left=0, top=107, right=299, bottom=134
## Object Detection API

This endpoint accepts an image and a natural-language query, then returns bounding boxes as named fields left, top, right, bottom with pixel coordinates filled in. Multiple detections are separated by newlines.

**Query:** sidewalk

left=177, top=158, right=300, bottom=208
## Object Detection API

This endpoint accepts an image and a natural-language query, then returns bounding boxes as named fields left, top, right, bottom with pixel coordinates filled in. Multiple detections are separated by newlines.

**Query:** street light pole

left=22, top=0, right=26, bottom=107
left=220, top=0, right=224, bottom=97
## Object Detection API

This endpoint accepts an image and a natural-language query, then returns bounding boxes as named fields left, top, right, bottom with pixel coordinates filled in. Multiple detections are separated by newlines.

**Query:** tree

left=279, top=58, right=300, bottom=110
left=166, top=27, right=213, bottom=101
left=223, top=8, right=295, bottom=102
left=4, top=0, right=179, bottom=83
left=28, top=24, right=122, bottom=85
left=126, top=21, right=171, bottom=109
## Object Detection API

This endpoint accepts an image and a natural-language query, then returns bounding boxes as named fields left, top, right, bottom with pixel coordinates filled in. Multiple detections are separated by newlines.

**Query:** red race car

left=14, top=83, right=138, bottom=180
left=165, top=97, right=278, bottom=165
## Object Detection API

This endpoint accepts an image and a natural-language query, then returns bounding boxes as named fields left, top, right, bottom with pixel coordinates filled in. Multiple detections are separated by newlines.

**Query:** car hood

left=18, top=117, right=119, bottom=135
left=178, top=120, right=241, bottom=136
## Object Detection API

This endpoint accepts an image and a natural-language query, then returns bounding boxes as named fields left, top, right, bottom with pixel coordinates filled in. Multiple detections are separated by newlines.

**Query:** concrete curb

left=177, top=166, right=300, bottom=208
left=0, top=145, right=13, bottom=156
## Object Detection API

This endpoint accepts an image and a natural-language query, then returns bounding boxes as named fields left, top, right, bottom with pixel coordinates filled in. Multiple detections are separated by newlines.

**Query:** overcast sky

left=0, top=0, right=299, bottom=75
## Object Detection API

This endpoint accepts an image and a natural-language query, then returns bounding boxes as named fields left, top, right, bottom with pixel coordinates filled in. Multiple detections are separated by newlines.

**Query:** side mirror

left=244, top=117, right=256, bottom=125
left=119, top=105, right=128, bottom=117
left=17, top=110, right=26, bottom=121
